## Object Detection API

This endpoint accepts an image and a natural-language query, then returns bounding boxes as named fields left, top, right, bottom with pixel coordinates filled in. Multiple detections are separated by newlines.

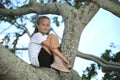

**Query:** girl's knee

left=49, top=34, right=56, bottom=37
left=47, top=34, right=57, bottom=39
left=47, top=34, right=60, bottom=48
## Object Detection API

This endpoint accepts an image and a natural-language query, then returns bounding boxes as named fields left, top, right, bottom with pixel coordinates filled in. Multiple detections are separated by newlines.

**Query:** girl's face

left=37, top=18, right=50, bottom=34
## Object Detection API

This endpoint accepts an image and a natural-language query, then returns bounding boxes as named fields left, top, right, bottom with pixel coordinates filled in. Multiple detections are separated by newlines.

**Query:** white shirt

left=28, top=32, right=47, bottom=66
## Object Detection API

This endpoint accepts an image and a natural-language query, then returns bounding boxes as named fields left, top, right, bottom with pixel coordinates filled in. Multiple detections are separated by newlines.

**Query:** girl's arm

left=42, top=37, right=71, bottom=68
left=42, top=38, right=58, bottom=50
left=42, top=40, right=50, bottom=48
left=42, top=39, right=68, bottom=63
left=52, top=49, right=69, bottom=64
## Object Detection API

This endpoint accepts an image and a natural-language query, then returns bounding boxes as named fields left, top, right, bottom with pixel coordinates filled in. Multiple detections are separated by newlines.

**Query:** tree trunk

left=0, top=0, right=120, bottom=80
left=59, top=2, right=99, bottom=79
left=0, top=44, right=62, bottom=80
left=0, top=43, right=81, bottom=80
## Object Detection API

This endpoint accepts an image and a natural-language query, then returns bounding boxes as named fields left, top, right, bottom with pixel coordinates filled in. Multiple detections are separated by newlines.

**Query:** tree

left=81, top=43, right=120, bottom=80
left=102, top=50, right=120, bottom=80
left=0, top=0, right=120, bottom=80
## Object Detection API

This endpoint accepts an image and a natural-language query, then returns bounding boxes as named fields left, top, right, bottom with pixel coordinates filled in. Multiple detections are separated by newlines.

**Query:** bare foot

left=65, top=64, right=71, bottom=69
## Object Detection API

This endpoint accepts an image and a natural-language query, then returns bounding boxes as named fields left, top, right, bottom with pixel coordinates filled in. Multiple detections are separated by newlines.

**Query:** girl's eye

left=43, top=24, right=46, bottom=26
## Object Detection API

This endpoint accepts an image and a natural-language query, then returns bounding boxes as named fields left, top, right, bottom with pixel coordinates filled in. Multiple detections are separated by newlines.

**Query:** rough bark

left=0, top=0, right=120, bottom=80
left=0, top=43, right=82, bottom=80
left=77, top=51, right=120, bottom=72
left=0, top=2, right=84, bottom=80
left=58, top=2, right=99, bottom=79
left=0, top=0, right=120, bottom=17
left=92, top=0, right=120, bottom=17
left=0, top=44, right=61, bottom=80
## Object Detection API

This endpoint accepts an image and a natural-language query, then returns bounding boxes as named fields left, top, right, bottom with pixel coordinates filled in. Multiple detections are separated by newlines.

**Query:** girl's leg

left=46, top=34, right=71, bottom=70
left=38, top=34, right=55, bottom=67
left=38, top=47, right=53, bottom=68
left=42, top=34, right=60, bottom=55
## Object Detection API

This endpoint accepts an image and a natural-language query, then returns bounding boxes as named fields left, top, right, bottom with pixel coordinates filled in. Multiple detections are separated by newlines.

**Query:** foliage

left=102, top=51, right=120, bottom=80
left=0, top=0, right=86, bottom=53
left=82, top=43, right=120, bottom=80
left=82, top=64, right=97, bottom=80
left=0, top=0, right=120, bottom=80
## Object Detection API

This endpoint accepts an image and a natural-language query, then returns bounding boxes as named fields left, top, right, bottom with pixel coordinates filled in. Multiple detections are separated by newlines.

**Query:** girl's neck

left=39, top=32, right=45, bottom=35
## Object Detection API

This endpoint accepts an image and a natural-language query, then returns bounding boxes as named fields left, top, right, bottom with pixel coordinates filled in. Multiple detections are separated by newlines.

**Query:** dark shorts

left=38, top=47, right=54, bottom=68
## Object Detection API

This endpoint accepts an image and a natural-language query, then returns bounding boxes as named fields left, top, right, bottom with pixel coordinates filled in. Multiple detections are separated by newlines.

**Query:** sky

left=44, top=8, right=120, bottom=79
left=73, top=8, right=120, bottom=79
left=0, top=7, right=120, bottom=80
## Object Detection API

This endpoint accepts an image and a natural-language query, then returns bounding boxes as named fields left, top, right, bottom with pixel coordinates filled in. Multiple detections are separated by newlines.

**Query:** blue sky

left=79, top=8, right=120, bottom=56
left=74, top=8, right=120, bottom=79
left=0, top=7, right=120, bottom=80
left=48, top=8, right=120, bottom=79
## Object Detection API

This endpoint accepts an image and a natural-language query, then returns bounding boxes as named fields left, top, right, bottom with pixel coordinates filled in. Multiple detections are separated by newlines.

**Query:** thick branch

left=0, top=43, right=82, bottom=80
left=0, top=3, right=63, bottom=16
left=25, top=27, right=31, bottom=37
left=0, top=44, right=60, bottom=80
left=80, top=2, right=99, bottom=27
left=77, top=51, right=120, bottom=72
left=92, top=0, right=120, bottom=17
left=29, top=0, right=36, bottom=4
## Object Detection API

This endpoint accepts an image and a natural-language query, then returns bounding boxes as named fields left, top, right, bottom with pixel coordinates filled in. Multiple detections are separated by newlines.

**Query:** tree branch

left=80, top=2, right=99, bottom=27
left=0, top=43, right=81, bottom=80
left=10, top=48, right=28, bottom=50
left=76, top=0, right=120, bottom=17
left=0, top=44, right=61, bottom=80
left=29, top=0, right=36, bottom=5
left=92, top=0, right=120, bottom=17
left=77, top=50, right=120, bottom=72
left=0, top=3, right=63, bottom=17
left=24, top=27, right=31, bottom=38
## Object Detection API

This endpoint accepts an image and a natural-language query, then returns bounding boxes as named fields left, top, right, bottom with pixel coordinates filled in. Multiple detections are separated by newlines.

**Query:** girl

left=28, top=16, right=71, bottom=72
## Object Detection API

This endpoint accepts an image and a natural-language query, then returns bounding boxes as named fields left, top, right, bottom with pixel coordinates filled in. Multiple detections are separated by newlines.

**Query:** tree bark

left=0, top=44, right=61, bottom=80
left=58, top=2, right=99, bottom=79
left=0, top=1, right=120, bottom=80
left=93, top=0, right=120, bottom=17
left=77, top=51, right=120, bottom=72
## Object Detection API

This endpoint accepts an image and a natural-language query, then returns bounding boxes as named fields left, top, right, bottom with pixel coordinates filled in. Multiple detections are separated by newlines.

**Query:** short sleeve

left=31, top=33, right=46, bottom=44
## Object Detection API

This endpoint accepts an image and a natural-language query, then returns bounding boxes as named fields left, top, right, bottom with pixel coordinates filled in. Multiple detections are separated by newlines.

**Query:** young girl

left=28, top=16, right=71, bottom=72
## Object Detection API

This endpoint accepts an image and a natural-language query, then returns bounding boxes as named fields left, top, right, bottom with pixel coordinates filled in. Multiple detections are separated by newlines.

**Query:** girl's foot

left=65, top=64, right=72, bottom=69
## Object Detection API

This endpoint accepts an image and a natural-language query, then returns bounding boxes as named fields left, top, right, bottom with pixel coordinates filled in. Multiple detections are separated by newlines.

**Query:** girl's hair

left=32, top=16, right=50, bottom=36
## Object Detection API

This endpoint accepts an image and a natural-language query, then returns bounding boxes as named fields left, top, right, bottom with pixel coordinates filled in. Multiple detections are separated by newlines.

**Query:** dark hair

left=32, top=16, right=50, bottom=36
